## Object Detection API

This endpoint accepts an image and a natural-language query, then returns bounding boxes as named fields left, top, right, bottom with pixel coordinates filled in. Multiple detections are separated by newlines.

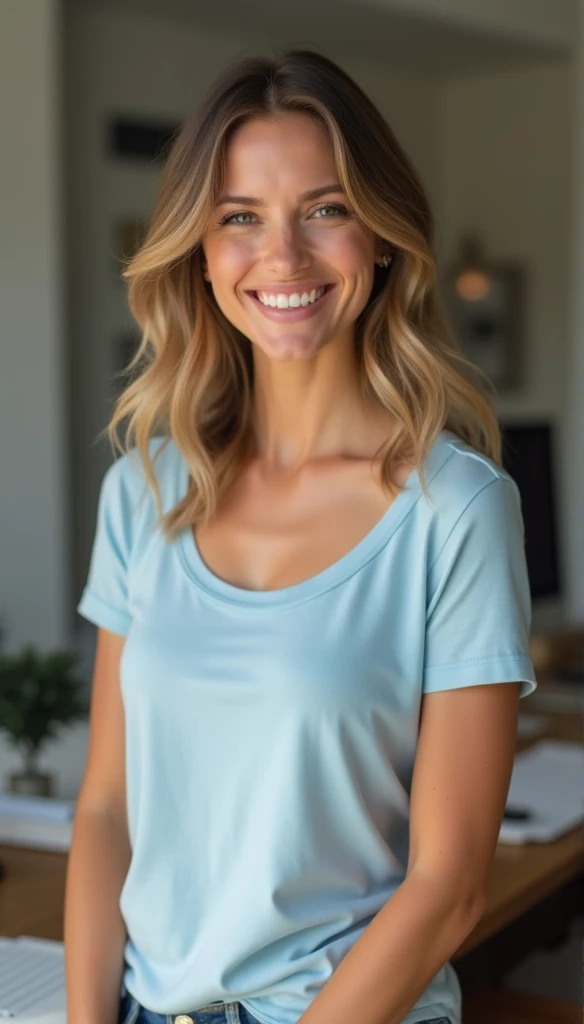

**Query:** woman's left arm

left=297, top=680, right=520, bottom=1024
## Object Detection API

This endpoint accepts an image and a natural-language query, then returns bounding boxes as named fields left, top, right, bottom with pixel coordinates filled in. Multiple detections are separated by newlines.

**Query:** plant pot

left=8, top=771, right=53, bottom=797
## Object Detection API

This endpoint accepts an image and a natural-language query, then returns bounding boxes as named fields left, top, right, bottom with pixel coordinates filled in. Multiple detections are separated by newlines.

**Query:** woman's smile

left=245, top=283, right=335, bottom=321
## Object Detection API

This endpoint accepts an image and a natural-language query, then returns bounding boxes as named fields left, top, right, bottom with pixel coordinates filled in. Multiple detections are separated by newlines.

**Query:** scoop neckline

left=176, top=430, right=455, bottom=609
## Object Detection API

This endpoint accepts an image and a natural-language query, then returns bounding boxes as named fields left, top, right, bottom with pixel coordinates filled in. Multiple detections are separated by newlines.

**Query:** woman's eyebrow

left=216, top=184, right=345, bottom=206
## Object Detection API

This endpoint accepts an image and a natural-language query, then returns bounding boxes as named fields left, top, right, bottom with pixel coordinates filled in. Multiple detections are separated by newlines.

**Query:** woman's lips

left=246, top=284, right=335, bottom=321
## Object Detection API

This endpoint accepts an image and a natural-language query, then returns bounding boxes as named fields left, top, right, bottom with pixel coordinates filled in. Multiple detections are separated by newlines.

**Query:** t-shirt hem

left=77, top=589, right=131, bottom=636
left=423, top=654, right=536, bottom=699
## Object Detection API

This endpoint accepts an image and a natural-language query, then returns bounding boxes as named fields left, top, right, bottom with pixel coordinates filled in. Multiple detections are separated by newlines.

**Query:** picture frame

left=443, top=255, right=525, bottom=391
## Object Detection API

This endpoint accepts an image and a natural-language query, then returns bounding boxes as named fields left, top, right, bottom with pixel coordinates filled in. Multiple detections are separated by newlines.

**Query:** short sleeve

left=76, top=459, right=133, bottom=637
left=423, top=476, right=537, bottom=699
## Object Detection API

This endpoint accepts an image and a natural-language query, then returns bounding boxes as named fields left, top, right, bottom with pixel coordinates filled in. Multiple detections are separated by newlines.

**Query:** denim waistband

left=119, top=992, right=260, bottom=1024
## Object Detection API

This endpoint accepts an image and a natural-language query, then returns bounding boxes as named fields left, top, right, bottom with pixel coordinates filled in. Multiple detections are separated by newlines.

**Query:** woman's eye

left=312, top=203, right=348, bottom=219
left=220, top=211, right=256, bottom=225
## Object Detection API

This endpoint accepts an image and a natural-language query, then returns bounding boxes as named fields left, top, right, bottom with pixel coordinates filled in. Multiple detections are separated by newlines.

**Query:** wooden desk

left=0, top=844, right=66, bottom=939
left=1, top=708, right=582, bottom=987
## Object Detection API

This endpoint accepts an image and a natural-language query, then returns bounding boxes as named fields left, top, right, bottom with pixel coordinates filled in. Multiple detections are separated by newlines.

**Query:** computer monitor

left=500, top=421, right=562, bottom=601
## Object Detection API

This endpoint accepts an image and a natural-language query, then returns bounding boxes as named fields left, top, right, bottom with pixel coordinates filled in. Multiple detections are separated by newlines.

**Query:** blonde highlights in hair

left=106, top=49, right=501, bottom=538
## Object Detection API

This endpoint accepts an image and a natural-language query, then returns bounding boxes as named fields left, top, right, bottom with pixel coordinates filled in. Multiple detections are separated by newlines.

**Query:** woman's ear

left=374, top=237, right=392, bottom=268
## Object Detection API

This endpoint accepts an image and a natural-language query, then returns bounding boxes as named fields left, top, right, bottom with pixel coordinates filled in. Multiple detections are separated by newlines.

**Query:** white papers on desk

left=0, top=817, right=71, bottom=851
left=498, top=739, right=584, bottom=845
left=0, top=796, right=74, bottom=823
left=0, top=937, right=66, bottom=1024
left=0, top=795, right=74, bottom=851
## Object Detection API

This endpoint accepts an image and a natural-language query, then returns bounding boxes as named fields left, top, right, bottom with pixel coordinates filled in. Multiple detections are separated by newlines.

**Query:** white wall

left=439, top=62, right=574, bottom=631
left=0, top=0, right=70, bottom=653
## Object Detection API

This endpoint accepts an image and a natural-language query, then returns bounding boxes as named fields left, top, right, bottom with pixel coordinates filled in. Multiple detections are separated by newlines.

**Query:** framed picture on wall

left=443, top=238, right=526, bottom=391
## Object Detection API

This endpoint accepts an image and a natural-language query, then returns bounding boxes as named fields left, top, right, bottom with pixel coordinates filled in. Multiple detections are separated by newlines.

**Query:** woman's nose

left=263, top=222, right=310, bottom=275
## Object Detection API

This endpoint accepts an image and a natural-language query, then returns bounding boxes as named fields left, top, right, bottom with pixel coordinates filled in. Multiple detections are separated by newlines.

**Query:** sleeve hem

left=423, top=654, right=537, bottom=700
left=77, top=589, right=131, bottom=637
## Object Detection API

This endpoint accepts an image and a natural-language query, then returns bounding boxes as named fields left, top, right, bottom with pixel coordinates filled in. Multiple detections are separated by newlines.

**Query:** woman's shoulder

left=99, top=434, right=183, bottom=514
left=420, top=429, right=522, bottom=547
left=427, top=429, right=515, bottom=501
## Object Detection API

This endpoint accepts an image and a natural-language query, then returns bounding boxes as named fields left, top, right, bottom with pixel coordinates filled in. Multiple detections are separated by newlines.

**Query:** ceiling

left=67, top=0, right=571, bottom=77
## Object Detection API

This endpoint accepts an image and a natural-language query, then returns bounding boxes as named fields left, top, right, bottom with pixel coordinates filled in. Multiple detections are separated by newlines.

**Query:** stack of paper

left=0, top=936, right=66, bottom=1023
left=499, top=739, right=584, bottom=844
left=0, top=793, right=74, bottom=851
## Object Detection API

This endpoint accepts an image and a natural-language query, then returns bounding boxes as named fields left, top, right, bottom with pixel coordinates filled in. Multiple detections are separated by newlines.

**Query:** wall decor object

left=108, top=117, right=181, bottom=162
left=443, top=235, right=525, bottom=390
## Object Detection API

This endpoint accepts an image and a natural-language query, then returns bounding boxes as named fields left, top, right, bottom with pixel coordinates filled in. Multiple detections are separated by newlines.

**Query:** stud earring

left=378, top=251, right=392, bottom=268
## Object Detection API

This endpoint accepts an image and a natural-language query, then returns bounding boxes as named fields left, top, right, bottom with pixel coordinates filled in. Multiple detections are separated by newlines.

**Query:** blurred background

left=0, top=0, right=582, bottom=1012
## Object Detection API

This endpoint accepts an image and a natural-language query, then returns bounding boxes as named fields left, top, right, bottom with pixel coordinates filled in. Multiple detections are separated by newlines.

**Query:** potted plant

left=0, top=644, right=88, bottom=796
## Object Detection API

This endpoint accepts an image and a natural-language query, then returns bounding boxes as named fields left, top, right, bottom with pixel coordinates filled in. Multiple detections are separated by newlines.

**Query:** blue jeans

left=118, top=991, right=452, bottom=1024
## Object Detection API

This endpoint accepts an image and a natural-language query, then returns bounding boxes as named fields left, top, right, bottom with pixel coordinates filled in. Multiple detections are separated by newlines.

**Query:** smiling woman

left=67, top=48, right=536, bottom=1024
left=200, top=114, right=386, bottom=363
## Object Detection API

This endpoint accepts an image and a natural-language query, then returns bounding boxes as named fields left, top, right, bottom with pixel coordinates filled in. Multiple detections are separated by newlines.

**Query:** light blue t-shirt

left=77, top=429, right=537, bottom=1024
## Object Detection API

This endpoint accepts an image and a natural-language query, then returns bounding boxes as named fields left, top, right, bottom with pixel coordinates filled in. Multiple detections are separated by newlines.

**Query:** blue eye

left=220, top=211, right=256, bottom=226
left=312, top=203, right=348, bottom=218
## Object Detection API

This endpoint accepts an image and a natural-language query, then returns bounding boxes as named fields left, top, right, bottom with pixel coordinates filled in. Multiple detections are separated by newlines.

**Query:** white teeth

left=257, top=286, right=326, bottom=308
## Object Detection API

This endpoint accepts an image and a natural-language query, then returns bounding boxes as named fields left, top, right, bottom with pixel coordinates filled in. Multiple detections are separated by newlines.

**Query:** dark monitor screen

left=500, top=421, right=561, bottom=601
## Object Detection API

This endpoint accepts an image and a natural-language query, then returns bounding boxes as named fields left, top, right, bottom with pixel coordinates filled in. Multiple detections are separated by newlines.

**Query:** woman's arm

left=64, top=627, right=132, bottom=1024
left=297, top=681, right=520, bottom=1024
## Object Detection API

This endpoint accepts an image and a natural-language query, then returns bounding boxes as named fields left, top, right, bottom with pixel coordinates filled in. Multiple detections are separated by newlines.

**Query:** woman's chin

left=247, top=324, right=332, bottom=362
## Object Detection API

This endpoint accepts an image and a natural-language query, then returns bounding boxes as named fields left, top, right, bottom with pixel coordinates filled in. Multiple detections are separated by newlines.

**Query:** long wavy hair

left=106, top=48, right=501, bottom=539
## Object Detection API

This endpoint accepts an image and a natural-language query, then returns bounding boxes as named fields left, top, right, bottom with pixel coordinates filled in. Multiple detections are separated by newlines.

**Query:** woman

left=65, top=49, right=537, bottom=1024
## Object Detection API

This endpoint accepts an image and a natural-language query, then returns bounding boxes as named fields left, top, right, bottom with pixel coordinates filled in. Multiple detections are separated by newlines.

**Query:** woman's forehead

left=221, top=114, right=338, bottom=195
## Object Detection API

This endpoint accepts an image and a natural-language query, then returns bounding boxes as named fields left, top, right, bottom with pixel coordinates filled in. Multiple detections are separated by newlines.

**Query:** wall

left=565, top=0, right=584, bottom=622
left=379, top=0, right=577, bottom=48
left=439, top=61, right=575, bottom=632
left=0, top=0, right=70, bottom=655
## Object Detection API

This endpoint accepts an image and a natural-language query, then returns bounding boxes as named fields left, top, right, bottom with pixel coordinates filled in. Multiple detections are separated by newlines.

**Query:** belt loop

left=226, top=1004, right=240, bottom=1024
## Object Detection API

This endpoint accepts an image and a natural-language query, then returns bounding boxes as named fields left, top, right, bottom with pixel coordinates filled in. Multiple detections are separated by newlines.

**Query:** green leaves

left=0, top=645, right=88, bottom=773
